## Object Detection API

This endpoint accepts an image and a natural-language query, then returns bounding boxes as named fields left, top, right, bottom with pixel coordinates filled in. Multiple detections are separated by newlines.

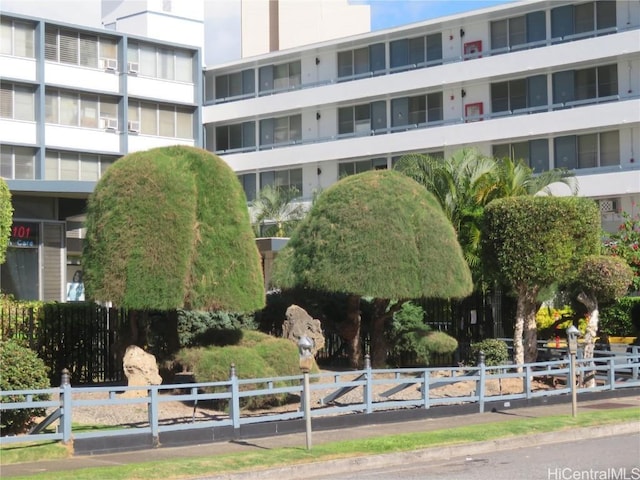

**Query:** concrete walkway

left=2, top=391, right=639, bottom=479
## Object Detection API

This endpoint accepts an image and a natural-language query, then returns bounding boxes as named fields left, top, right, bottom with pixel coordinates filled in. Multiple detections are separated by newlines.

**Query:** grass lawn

left=1, top=407, right=638, bottom=480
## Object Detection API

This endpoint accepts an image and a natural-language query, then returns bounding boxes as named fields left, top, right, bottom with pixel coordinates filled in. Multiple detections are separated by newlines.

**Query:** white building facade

left=0, top=12, right=202, bottom=300
left=1, top=0, right=640, bottom=301
left=204, top=0, right=640, bottom=234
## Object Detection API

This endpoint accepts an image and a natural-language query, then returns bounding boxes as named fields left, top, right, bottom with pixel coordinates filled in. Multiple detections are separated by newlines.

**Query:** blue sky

left=368, top=0, right=516, bottom=30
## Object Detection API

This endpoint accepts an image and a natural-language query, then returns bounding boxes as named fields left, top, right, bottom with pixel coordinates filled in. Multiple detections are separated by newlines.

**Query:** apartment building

left=0, top=13, right=202, bottom=300
left=1, top=0, right=639, bottom=301
left=203, top=0, right=640, bottom=234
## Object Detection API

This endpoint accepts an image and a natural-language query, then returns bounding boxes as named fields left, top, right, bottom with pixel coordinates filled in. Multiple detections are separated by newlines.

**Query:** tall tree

left=250, top=185, right=306, bottom=237
left=272, top=170, right=472, bottom=367
left=482, top=196, right=600, bottom=367
left=0, top=178, right=12, bottom=265
left=83, top=145, right=265, bottom=313
left=573, top=255, right=633, bottom=387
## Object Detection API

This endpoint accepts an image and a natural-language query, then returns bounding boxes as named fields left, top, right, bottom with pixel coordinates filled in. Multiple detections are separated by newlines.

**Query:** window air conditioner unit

left=128, top=62, right=139, bottom=74
left=100, top=117, right=118, bottom=131
left=101, top=58, right=118, bottom=71
left=128, top=120, right=140, bottom=133
left=599, top=198, right=618, bottom=213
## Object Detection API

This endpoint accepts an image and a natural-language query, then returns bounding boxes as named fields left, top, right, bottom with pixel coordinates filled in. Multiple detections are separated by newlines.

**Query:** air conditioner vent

left=100, top=117, right=118, bottom=131
left=101, top=58, right=118, bottom=71
left=128, top=120, right=140, bottom=133
left=599, top=198, right=618, bottom=213
left=128, top=62, right=139, bottom=74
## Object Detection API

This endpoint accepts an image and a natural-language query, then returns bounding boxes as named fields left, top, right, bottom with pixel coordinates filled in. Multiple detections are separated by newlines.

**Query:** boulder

left=282, top=305, right=325, bottom=356
left=121, top=345, right=162, bottom=397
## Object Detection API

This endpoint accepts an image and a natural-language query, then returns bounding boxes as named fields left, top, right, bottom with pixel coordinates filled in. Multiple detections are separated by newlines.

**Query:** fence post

left=60, top=369, right=72, bottom=444
left=477, top=351, right=485, bottom=414
left=422, top=369, right=430, bottom=410
left=229, top=363, right=240, bottom=431
left=525, top=363, right=532, bottom=399
left=148, top=386, right=159, bottom=446
left=608, top=357, right=616, bottom=390
left=363, top=354, right=372, bottom=414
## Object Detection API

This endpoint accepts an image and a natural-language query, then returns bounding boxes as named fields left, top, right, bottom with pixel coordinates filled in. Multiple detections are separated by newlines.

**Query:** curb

left=205, top=422, right=640, bottom=480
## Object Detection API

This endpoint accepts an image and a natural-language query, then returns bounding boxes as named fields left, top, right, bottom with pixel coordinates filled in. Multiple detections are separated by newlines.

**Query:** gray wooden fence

left=1, top=348, right=638, bottom=446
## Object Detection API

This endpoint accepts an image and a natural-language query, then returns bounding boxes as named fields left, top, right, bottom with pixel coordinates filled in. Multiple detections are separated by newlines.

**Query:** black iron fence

left=0, top=303, right=126, bottom=385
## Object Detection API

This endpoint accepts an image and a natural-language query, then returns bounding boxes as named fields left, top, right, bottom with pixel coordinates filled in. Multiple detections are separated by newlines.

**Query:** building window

left=214, top=122, right=256, bottom=152
left=258, top=61, right=301, bottom=93
left=551, top=2, right=616, bottom=41
left=493, top=139, right=550, bottom=172
left=389, top=33, right=442, bottom=70
left=238, top=173, right=257, bottom=202
left=490, top=11, right=546, bottom=52
left=128, top=100, right=194, bottom=139
left=339, top=158, right=388, bottom=177
left=553, top=130, right=619, bottom=170
left=0, top=83, right=35, bottom=121
left=1, top=18, right=35, bottom=58
left=552, top=64, right=618, bottom=105
left=45, top=26, right=116, bottom=69
left=128, top=42, right=194, bottom=82
left=45, top=150, right=115, bottom=181
left=260, top=115, right=301, bottom=147
left=210, top=69, right=255, bottom=102
left=338, top=101, right=386, bottom=135
left=259, top=168, right=302, bottom=193
left=491, top=75, right=547, bottom=113
left=391, top=92, right=442, bottom=128
left=337, top=43, right=386, bottom=79
left=0, top=145, right=36, bottom=180
left=45, top=89, right=119, bottom=129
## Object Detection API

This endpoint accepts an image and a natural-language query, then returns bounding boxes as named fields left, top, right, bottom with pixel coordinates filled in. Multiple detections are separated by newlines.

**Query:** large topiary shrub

left=83, top=145, right=264, bottom=312
left=0, top=339, right=50, bottom=435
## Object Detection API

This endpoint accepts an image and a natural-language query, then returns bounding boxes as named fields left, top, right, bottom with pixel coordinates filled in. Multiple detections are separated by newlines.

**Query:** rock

left=282, top=305, right=325, bottom=356
left=121, top=345, right=162, bottom=397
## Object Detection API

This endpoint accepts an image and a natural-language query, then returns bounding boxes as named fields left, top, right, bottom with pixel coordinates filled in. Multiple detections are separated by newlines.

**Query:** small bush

left=469, top=339, right=509, bottom=366
left=389, top=302, right=458, bottom=365
left=599, top=297, right=640, bottom=337
left=0, top=339, right=50, bottom=435
left=174, top=330, right=317, bottom=409
left=177, top=309, right=257, bottom=347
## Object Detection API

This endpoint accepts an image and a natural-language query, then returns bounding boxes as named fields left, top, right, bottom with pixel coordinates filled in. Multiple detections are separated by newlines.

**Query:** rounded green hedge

left=0, top=339, right=50, bottom=435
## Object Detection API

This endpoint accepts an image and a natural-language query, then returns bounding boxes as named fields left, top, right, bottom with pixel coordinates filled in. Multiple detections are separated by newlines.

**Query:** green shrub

left=176, top=309, right=257, bottom=347
left=389, top=302, right=458, bottom=365
left=599, top=297, right=640, bottom=337
left=174, top=330, right=317, bottom=409
left=0, top=339, right=50, bottom=435
left=469, top=339, right=509, bottom=366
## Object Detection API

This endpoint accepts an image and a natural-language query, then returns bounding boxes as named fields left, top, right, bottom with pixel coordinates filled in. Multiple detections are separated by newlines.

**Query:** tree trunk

left=577, top=292, right=598, bottom=388
left=341, top=294, right=362, bottom=368
left=370, top=298, right=391, bottom=368
left=514, top=286, right=539, bottom=371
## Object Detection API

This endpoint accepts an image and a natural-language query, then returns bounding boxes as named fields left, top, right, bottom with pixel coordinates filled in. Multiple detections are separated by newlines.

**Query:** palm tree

left=250, top=185, right=306, bottom=237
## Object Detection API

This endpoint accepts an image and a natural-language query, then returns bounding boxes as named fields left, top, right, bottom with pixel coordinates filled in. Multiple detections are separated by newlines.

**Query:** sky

left=1, top=0, right=515, bottom=63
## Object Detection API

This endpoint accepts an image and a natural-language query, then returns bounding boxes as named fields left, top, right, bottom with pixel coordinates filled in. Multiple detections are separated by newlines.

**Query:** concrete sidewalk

left=2, top=391, right=639, bottom=479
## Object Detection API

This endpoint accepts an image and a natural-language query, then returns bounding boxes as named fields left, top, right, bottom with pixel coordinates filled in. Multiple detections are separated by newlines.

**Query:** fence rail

left=1, top=350, right=638, bottom=446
